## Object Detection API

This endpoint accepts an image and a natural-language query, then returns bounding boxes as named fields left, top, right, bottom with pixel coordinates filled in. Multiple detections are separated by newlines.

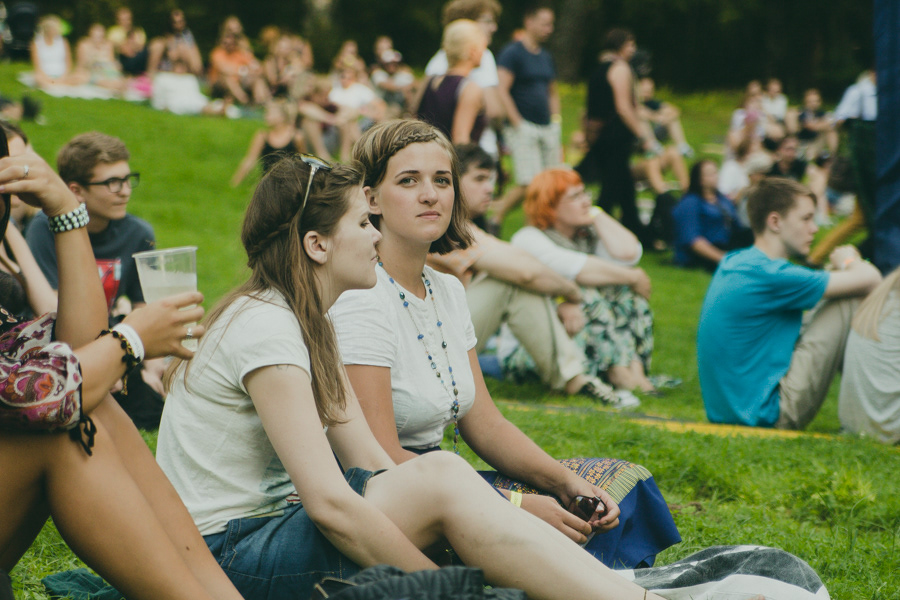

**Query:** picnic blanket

left=16, top=72, right=147, bottom=102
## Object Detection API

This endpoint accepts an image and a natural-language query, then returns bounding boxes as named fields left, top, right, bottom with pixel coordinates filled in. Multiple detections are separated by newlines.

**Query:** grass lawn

left=3, top=63, right=898, bottom=599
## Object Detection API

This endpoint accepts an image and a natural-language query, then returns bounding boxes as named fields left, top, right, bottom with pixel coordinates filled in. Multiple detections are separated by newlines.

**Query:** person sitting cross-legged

left=428, top=143, right=622, bottom=405
left=697, top=177, right=881, bottom=429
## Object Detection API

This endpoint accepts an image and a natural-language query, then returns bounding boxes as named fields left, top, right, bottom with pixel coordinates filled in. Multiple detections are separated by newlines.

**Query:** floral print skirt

left=503, top=284, right=654, bottom=381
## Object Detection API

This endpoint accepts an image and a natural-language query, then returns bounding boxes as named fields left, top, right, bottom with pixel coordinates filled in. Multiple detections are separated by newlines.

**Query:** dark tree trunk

left=551, top=0, right=594, bottom=83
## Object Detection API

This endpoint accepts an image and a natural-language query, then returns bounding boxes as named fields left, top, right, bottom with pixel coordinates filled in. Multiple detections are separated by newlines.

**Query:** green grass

left=4, top=63, right=898, bottom=599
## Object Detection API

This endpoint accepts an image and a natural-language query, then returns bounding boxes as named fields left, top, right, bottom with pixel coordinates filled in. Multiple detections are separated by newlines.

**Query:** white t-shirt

left=761, top=94, right=787, bottom=121
left=35, top=35, right=67, bottom=79
left=425, top=49, right=499, bottom=88
left=157, top=291, right=311, bottom=536
left=329, top=266, right=477, bottom=450
left=509, top=226, right=641, bottom=280
left=718, top=159, right=750, bottom=199
left=329, top=82, right=377, bottom=110
left=151, top=72, right=208, bottom=115
left=839, top=293, right=900, bottom=444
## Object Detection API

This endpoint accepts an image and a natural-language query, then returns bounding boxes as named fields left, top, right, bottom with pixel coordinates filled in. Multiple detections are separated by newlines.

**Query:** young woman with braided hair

left=157, top=151, right=673, bottom=600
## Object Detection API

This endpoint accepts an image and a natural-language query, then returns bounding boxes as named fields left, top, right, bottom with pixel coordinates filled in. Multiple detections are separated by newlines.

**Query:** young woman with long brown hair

left=330, top=119, right=681, bottom=570
left=158, top=151, right=672, bottom=600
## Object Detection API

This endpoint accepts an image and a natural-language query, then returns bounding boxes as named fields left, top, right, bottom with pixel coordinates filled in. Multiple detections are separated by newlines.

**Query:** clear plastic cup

left=133, top=246, right=198, bottom=351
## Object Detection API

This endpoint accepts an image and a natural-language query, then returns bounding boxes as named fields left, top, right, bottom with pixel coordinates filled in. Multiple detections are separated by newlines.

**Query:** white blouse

left=329, top=265, right=477, bottom=449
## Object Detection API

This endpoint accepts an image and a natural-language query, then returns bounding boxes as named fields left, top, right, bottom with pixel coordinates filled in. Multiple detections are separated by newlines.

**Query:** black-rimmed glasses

left=298, top=155, right=332, bottom=221
left=85, top=172, right=140, bottom=193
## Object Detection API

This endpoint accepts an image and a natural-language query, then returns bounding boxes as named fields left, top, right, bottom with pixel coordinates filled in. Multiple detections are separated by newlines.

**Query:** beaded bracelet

left=112, top=323, right=145, bottom=363
left=99, top=326, right=144, bottom=394
left=48, top=203, right=90, bottom=234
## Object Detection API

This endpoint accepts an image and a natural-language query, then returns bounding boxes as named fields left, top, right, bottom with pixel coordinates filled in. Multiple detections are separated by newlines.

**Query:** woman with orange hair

left=509, top=168, right=658, bottom=395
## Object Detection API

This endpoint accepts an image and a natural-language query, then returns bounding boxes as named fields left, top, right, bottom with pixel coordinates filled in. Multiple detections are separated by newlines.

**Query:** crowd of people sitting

left=0, top=1, right=892, bottom=599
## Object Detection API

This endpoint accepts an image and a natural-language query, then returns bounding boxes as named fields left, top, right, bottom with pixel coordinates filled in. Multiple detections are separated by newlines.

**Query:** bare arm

left=3, top=225, right=57, bottom=315
left=575, top=258, right=651, bottom=298
left=298, top=101, right=338, bottom=125
left=344, top=364, right=420, bottom=463
left=497, top=67, right=523, bottom=128
left=31, top=42, right=47, bottom=79
left=482, top=86, right=505, bottom=122
left=459, top=348, right=573, bottom=494
left=459, top=350, right=620, bottom=535
left=592, top=209, right=641, bottom=262
left=245, top=364, right=436, bottom=571
left=824, top=247, right=882, bottom=298
left=608, top=62, right=648, bottom=141
left=471, top=240, right=581, bottom=302
left=64, top=40, right=74, bottom=75
left=450, top=81, right=484, bottom=145
left=77, top=292, right=204, bottom=412
left=326, top=367, right=396, bottom=473
left=690, top=237, right=725, bottom=264
left=230, top=130, right=267, bottom=187
left=0, top=153, right=107, bottom=347
left=548, top=79, right=561, bottom=119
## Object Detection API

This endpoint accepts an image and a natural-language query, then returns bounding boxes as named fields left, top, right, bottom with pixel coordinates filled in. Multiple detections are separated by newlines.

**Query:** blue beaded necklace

left=379, top=262, right=460, bottom=454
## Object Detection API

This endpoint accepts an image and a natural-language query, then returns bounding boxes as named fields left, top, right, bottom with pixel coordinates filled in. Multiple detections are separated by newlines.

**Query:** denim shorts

left=204, top=468, right=377, bottom=600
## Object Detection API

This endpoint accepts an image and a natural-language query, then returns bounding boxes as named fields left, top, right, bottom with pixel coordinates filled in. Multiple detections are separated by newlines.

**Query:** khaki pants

left=776, top=296, right=860, bottom=429
left=467, top=277, right=584, bottom=390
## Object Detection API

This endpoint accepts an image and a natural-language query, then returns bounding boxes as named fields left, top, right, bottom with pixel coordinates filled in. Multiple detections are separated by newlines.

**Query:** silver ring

left=185, top=326, right=193, bottom=340
left=22, top=164, right=29, bottom=178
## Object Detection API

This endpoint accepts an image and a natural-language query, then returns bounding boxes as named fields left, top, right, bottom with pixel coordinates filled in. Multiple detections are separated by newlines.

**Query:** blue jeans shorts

left=204, top=467, right=377, bottom=600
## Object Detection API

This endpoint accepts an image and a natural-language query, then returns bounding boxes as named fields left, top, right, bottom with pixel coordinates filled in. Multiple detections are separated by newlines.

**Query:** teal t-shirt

left=697, top=246, right=829, bottom=426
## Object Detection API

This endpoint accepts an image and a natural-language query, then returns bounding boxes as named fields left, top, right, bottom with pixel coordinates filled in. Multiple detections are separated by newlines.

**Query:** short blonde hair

left=442, top=19, right=485, bottom=67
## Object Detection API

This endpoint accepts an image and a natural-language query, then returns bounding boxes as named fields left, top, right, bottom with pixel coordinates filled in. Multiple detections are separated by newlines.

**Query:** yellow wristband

left=509, top=490, right=523, bottom=507
left=550, top=114, right=562, bottom=124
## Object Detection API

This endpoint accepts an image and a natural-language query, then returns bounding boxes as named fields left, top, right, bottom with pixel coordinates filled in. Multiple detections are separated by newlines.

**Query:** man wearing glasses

left=27, top=131, right=153, bottom=310
left=26, top=132, right=162, bottom=427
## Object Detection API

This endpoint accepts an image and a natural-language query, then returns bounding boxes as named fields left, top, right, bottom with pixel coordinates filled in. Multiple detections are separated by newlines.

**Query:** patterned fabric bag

left=0, top=312, right=92, bottom=449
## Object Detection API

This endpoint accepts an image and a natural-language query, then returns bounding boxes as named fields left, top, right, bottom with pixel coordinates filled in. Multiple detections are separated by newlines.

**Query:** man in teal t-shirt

left=698, top=178, right=881, bottom=429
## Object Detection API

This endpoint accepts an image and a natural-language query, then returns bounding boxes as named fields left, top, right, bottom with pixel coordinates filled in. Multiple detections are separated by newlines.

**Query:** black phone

left=0, top=126, right=10, bottom=240
left=568, top=495, right=606, bottom=521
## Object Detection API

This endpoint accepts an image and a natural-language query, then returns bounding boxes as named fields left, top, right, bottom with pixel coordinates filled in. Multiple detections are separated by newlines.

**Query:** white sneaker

left=613, top=389, right=641, bottom=409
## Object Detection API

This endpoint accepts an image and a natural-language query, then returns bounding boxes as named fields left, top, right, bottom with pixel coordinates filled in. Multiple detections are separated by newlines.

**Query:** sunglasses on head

left=297, top=154, right=332, bottom=222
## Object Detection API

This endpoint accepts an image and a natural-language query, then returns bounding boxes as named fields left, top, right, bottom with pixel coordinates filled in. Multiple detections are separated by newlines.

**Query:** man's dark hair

left=57, top=132, right=130, bottom=185
left=602, top=28, right=634, bottom=53
left=523, top=3, right=554, bottom=20
left=455, top=143, right=495, bottom=174
left=746, top=177, right=814, bottom=235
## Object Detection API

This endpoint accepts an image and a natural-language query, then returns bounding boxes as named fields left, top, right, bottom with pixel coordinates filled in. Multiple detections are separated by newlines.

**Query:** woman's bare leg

left=0, top=426, right=217, bottom=600
left=607, top=360, right=654, bottom=393
left=365, top=452, right=665, bottom=600
left=91, top=398, right=244, bottom=600
left=0, top=436, right=54, bottom=570
left=642, top=155, right=668, bottom=195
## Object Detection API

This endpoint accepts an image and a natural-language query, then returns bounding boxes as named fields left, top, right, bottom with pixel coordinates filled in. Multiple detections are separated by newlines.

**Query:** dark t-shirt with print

left=26, top=212, right=156, bottom=307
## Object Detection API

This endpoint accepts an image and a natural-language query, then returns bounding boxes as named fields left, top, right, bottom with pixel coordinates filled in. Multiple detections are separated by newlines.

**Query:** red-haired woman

left=510, top=167, right=658, bottom=395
